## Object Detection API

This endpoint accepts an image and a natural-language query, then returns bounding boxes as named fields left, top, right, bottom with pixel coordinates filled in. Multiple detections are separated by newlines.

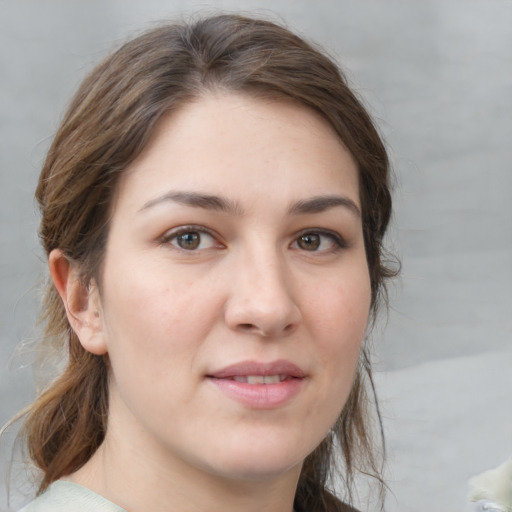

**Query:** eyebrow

left=139, top=191, right=243, bottom=215
left=139, top=190, right=360, bottom=218
left=288, top=195, right=361, bottom=217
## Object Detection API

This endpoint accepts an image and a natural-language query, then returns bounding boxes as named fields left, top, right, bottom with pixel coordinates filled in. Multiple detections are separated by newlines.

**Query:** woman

left=15, top=14, right=395, bottom=512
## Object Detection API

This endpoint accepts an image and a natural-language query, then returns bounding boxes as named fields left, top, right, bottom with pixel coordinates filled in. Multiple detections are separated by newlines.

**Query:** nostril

left=235, top=320, right=298, bottom=337
left=238, top=323, right=271, bottom=337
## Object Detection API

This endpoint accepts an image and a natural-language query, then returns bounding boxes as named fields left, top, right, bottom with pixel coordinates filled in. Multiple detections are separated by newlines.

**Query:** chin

left=213, top=458, right=302, bottom=483
left=198, top=437, right=310, bottom=483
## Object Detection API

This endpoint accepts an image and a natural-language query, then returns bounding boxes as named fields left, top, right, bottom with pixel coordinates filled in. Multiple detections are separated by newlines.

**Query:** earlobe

left=49, top=249, right=108, bottom=355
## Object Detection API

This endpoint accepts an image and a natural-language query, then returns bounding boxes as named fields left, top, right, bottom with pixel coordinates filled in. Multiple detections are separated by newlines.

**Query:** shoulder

left=295, top=494, right=362, bottom=512
left=339, top=504, right=362, bottom=512
left=19, top=481, right=126, bottom=512
left=337, top=503, right=361, bottom=512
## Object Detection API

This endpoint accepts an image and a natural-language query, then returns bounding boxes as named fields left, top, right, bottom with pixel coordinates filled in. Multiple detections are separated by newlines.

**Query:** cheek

left=310, top=269, right=371, bottom=344
left=308, top=269, right=371, bottom=394
left=105, top=257, right=207, bottom=329
left=99, top=265, right=216, bottom=381
left=99, top=279, right=212, bottom=424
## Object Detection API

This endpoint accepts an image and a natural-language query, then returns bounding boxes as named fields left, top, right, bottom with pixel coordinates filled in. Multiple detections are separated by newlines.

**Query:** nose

left=224, top=249, right=302, bottom=338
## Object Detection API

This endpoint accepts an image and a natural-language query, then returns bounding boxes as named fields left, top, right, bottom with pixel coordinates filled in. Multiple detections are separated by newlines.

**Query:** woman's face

left=93, top=93, right=371, bottom=483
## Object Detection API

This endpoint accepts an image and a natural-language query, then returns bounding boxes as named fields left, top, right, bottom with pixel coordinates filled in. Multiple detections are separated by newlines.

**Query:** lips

left=207, top=360, right=306, bottom=380
left=232, top=375, right=289, bottom=384
left=207, top=360, right=306, bottom=408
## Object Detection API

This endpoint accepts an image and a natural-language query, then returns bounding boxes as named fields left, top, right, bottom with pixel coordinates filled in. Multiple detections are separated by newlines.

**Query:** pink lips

left=207, top=360, right=306, bottom=409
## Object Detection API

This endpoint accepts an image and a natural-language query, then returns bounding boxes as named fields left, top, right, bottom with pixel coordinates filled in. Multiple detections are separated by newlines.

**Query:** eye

left=162, top=227, right=220, bottom=251
left=293, top=230, right=345, bottom=252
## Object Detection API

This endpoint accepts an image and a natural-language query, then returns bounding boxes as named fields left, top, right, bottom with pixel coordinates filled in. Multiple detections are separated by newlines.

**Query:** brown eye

left=176, top=232, right=201, bottom=250
left=293, top=231, right=344, bottom=252
left=297, top=233, right=321, bottom=251
left=165, top=228, right=220, bottom=251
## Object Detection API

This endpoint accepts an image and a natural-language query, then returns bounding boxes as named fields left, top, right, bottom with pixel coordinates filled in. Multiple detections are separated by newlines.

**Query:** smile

left=231, top=375, right=291, bottom=384
left=207, top=360, right=306, bottom=408
left=208, top=359, right=306, bottom=379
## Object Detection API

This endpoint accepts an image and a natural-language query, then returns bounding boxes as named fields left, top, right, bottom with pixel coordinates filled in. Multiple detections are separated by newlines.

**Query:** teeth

left=233, top=375, right=284, bottom=384
left=248, top=376, right=265, bottom=384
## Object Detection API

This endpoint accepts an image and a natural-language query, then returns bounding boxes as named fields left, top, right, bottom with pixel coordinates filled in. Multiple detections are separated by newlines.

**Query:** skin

left=51, top=93, right=372, bottom=512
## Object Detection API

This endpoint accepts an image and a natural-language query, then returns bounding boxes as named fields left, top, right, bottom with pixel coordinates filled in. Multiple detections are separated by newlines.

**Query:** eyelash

left=160, top=226, right=347, bottom=253
left=292, top=229, right=347, bottom=253
left=160, top=225, right=222, bottom=251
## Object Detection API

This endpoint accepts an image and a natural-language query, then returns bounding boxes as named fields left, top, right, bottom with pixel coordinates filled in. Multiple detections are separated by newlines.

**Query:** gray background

left=1, top=1, right=511, bottom=511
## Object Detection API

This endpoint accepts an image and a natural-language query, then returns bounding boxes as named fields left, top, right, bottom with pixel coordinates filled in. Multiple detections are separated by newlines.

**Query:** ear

left=49, top=249, right=108, bottom=355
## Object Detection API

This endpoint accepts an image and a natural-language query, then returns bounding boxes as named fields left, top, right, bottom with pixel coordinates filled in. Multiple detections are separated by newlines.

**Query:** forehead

left=115, top=93, right=360, bottom=213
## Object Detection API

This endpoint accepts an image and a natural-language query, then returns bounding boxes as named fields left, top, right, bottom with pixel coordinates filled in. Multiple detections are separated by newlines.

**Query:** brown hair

left=18, top=14, right=396, bottom=511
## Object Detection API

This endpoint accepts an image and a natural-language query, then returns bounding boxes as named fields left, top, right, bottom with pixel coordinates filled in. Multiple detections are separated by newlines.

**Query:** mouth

left=230, top=375, right=295, bottom=384
left=207, top=359, right=306, bottom=381
left=207, top=360, right=306, bottom=408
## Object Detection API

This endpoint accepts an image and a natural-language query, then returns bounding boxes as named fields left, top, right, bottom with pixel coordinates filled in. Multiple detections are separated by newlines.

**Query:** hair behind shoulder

left=13, top=14, right=396, bottom=511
